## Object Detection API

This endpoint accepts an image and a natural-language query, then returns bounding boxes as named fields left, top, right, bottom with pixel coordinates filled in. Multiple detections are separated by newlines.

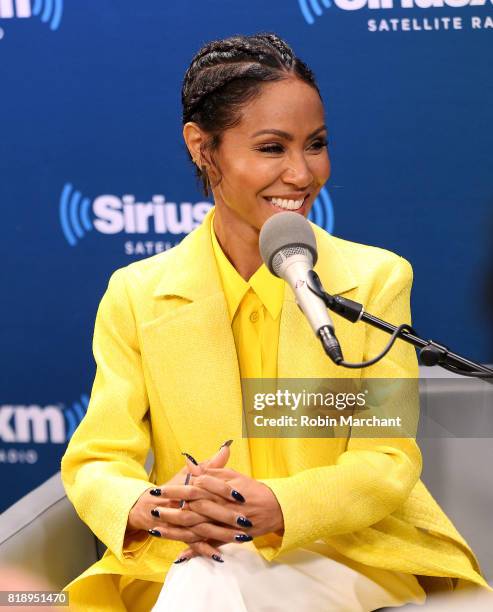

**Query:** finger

left=149, top=484, right=225, bottom=504
left=187, top=498, right=253, bottom=530
left=151, top=506, right=207, bottom=528
left=190, top=521, right=252, bottom=544
left=190, top=474, right=246, bottom=503
left=189, top=540, right=224, bottom=562
left=201, top=448, right=229, bottom=470
left=182, top=453, right=202, bottom=476
left=147, top=489, right=182, bottom=509
left=205, top=440, right=233, bottom=469
left=148, top=524, right=204, bottom=543
left=202, top=467, right=239, bottom=479
left=173, top=547, right=195, bottom=564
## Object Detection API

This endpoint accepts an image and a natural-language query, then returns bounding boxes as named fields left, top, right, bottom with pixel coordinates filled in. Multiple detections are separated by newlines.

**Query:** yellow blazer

left=61, top=208, right=488, bottom=597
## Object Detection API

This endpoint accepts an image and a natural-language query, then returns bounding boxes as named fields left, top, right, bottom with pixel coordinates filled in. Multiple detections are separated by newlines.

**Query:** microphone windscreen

left=259, top=212, right=318, bottom=276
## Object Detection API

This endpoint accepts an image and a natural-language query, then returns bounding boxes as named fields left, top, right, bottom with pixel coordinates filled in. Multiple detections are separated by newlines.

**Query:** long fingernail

left=220, top=439, right=233, bottom=449
left=173, top=557, right=189, bottom=564
left=149, top=488, right=162, bottom=496
left=237, top=516, right=253, bottom=528
left=181, top=452, right=198, bottom=465
left=151, top=509, right=160, bottom=518
left=148, top=529, right=162, bottom=537
left=231, top=489, right=245, bottom=503
left=235, top=534, right=253, bottom=542
left=212, top=554, right=224, bottom=563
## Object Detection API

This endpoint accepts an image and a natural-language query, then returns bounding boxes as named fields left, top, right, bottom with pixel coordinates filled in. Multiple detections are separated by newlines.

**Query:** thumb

left=181, top=452, right=203, bottom=476
left=204, top=440, right=233, bottom=469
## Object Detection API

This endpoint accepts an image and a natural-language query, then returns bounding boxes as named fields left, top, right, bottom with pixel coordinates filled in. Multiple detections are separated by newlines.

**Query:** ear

left=183, top=122, right=206, bottom=166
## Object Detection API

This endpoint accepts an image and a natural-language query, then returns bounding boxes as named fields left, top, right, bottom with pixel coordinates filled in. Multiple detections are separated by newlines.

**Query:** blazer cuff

left=122, top=528, right=154, bottom=561
left=253, top=476, right=306, bottom=561
left=112, top=480, right=154, bottom=563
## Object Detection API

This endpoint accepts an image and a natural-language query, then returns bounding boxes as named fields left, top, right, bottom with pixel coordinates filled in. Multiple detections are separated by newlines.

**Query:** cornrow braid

left=181, top=32, right=321, bottom=197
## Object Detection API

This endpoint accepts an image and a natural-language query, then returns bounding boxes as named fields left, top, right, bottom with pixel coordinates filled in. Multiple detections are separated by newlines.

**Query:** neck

left=213, top=207, right=262, bottom=281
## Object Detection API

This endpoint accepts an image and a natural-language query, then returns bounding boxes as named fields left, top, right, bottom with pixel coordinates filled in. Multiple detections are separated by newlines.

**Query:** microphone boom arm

left=307, top=271, right=493, bottom=380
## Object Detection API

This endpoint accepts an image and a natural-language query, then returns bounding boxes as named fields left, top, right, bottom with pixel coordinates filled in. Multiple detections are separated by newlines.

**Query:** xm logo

left=0, top=393, right=88, bottom=444
left=309, top=186, right=335, bottom=233
left=0, top=0, right=63, bottom=31
left=298, top=0, right=492, bottom=23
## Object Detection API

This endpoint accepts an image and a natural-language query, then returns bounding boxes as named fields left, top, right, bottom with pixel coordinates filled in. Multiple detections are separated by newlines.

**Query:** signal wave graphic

left=297, top=0, right=331, bottom=25
left=308, top=186, right=335, bottom=233
left=59, top=183, right=93, bottom=246
left=0, top=0, right=63, bottom=31
left=64, top=393, right=89, bottom=440
left=32, top=0, right=63, bottom=30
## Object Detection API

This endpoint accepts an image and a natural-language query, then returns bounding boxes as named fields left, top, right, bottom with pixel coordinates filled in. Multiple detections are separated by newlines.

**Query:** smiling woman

left=60, top=32, right=491, bottom=612
left=181, top=37, right=330, bottom=281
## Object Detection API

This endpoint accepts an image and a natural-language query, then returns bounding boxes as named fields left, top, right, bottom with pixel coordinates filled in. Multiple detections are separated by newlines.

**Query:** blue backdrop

left=1, top=0, right=492, bottom=512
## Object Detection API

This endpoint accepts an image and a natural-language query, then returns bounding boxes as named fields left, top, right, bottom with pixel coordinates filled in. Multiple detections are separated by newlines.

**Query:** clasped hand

left=126, top=443, right=284, bottom=562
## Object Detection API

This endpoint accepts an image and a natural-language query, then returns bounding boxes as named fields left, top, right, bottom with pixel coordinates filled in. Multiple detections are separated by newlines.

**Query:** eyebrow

left=250, top=125, right=327, bottom=140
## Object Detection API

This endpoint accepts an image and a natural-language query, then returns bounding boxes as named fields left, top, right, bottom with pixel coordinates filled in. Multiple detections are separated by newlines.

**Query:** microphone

left=259, top=212, right=343, bottom=364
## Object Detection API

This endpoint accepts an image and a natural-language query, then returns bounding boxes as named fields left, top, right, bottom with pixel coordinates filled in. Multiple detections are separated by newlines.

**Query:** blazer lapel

left=140, top=211, right=252, bottom=475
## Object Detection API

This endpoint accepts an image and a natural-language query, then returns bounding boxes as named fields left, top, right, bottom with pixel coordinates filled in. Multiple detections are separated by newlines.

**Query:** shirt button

left=249, top=311, right=259, bottom=323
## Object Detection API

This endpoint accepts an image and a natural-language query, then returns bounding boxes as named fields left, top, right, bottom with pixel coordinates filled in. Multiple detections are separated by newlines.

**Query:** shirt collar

left=210, top=209, right=285, bottom=322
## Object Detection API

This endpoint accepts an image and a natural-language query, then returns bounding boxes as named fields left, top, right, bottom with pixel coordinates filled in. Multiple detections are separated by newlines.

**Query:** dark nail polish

left=231, top=489, right=245, bottom=503
left=212, top=554, right=224, bottom=563
left=151, top=508, right=160, bottom=518
left=173, top=557, right=189, bottom=564
left=236, top=516, right=253, bottom=528
left=148, top=529, right=161, bottom=537
left=181, top=452, right=198, bottom=465
left=149, top=488, right=161, bottom=496
left=235, top=534, right=253, bottom=542
left=220, top=439, right=233, bottom=449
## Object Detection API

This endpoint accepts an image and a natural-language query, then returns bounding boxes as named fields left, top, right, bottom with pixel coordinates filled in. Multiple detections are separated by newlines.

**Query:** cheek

left=225, top=157, right=276, bottom=192
left=312, top=154, right=331, bottom=184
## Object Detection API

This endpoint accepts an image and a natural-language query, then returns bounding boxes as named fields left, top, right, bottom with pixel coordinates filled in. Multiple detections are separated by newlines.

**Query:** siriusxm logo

left=298, top=0, right=491, bottom=23
left=0, top=0, right=63, bottom=31
left=59, top=183, right=335, bottom=247
left=0, top=394, right=88, bottom=444
left=59, top=183, right=213, bottom=247
left=299, top=0, right=332, bottom=24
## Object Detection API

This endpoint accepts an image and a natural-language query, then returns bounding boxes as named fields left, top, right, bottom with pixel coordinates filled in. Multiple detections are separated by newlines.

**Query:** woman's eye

left=257, top=139, right=327, bottom=153
left=311, top=139, right=328, bottom=150
left=257, top=144, right=284, bottom=153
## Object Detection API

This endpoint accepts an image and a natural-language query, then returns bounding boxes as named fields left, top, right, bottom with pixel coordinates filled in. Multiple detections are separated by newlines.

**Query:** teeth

left=268, top=197, right=305, bottom=210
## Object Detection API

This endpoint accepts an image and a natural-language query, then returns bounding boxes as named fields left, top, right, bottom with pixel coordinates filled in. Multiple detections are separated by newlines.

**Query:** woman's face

left=206, top=76, right=330, bottom=233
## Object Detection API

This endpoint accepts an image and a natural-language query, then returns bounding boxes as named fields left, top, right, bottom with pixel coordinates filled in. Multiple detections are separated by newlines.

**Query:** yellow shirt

left=210, top=211, right=285, bottom=479
left=210, top=210, right=425, bottom=606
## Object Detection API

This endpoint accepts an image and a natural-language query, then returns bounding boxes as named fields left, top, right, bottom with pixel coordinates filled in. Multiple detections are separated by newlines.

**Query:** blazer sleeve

left=60, top=268, right=154, bottom=564
left=255, top=256, right=422, bottom=561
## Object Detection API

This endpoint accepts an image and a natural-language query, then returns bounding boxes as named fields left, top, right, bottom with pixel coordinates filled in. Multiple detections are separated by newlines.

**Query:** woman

left=61, top=33, right=490, bottom=610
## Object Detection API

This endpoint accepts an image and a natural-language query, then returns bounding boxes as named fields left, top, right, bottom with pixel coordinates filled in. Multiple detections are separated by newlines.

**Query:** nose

left=281, top=152, right=314, bottom=190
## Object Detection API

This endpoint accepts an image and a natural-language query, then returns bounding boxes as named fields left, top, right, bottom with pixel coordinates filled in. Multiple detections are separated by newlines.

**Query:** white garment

left=152, top=540, right=426, bottom=612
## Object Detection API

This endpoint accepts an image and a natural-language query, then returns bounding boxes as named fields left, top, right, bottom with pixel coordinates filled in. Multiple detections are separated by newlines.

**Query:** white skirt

left=151, top=540, right=426, bottom=612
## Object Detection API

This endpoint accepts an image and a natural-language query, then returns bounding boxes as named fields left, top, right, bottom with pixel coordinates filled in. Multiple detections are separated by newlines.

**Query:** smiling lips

left=265, top=195, right=308, bottom=211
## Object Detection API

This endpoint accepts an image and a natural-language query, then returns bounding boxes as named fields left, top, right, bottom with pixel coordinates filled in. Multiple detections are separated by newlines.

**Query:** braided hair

left=181, top=33, right=322, bottom=196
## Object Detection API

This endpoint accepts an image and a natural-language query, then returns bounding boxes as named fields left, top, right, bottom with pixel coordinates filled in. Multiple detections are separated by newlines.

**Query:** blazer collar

left=152, top=208, right=358, bottom=302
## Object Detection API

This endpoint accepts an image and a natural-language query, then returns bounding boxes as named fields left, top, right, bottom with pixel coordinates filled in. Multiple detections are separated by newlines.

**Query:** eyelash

left=256, top=139, right=328, bottom=154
